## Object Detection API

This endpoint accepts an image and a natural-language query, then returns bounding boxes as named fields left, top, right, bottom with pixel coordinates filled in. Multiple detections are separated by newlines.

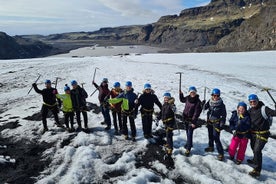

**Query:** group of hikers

left=32, top=77, right=276, bottom=178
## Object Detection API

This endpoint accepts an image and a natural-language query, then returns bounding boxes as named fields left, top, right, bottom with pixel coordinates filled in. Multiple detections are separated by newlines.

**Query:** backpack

left=261, top=106, right=273, bottom=126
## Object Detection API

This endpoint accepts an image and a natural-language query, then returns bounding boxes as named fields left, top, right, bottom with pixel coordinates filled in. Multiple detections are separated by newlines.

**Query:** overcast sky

left=0, top=0, right=210, bottom=36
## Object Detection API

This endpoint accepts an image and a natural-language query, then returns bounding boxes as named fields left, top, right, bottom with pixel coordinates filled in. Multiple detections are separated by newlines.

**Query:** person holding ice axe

left=247, top=92, right=276, bottom=178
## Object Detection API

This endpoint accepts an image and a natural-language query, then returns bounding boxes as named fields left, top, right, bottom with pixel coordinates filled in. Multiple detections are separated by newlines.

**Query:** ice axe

left=202, top=86, right=207, bottom=112
left=261, top=88, right=276, bottom=108
left=92, top=67, right=100, bottom=82
left=54, top=77, right=61, bottom=89
left=81, top=82, right=86, bottom=88
left=175, top=72, right=184, bottom=92
left=27, top=74, right=41, bottom=95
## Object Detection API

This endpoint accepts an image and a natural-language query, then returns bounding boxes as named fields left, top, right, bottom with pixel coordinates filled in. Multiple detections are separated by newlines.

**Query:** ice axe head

left=261, top=87, right=271, bottom=92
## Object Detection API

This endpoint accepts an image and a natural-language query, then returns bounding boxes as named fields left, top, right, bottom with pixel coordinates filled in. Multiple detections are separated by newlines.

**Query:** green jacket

left=56, top=94, right=73, bottom=112
left=109, top=98, right=129, bottom=111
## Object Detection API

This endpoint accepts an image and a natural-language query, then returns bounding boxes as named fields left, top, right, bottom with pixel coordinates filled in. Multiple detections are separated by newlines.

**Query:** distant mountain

left=0, top=0, right=275, bottom=59
left=0, top=32, right=53, bottom=59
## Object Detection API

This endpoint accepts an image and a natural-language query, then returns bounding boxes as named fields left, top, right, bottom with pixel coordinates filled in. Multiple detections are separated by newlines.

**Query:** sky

left=0, top=0, right=210, bottom=36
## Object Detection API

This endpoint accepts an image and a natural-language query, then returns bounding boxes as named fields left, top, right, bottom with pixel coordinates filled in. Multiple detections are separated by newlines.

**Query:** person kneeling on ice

left=203, top=88, right=227, bottom=161
left=179, top=86, right=203, bottom=157
left=228, top=102, right=251, bottom=165
left=247, top=94, right=276, bottom=178
left=32, top=79, right=62, bottom=133
left=109, top=81, right=138, bottom=141
left=56, top=85, right=75, bottom=132
left=159, top=92, right=176, bottom=156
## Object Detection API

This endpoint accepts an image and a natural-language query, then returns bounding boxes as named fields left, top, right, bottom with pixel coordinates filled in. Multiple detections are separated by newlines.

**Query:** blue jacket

left=229, top=110, right=251, bottom=138
left=116, top=88, right=138, bottom=112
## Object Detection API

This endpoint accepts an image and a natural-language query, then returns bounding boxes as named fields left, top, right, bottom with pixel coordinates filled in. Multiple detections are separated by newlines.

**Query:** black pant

left=141, top=113, right=153, bottom=136
left=185, top=123, right=194, bottom=151
left=165, top=124, right=174, bottom=150
left=122, top=114, right=136, bottom=137
left=64, top=112, right=74, bottom=129
left=41, top=104, right=59, bottom=129
left=112, top=110, right=122, bottom=131
left=207, top=124, right=223, bottom=155
left=76, top=110, right=88, bottom=128
left=250, top=134, right=268, bottom=172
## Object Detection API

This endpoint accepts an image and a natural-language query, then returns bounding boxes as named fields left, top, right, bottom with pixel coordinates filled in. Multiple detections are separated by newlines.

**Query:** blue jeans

left=101, top=105, right=111, bottom=126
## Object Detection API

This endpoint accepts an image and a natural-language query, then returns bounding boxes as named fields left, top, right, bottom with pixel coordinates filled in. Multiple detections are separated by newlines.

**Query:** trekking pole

left=175, top=72, right=184, bottom=92
left=261, top=88, right=276, bottom=109
left=27, top=74, right=41, bottom=95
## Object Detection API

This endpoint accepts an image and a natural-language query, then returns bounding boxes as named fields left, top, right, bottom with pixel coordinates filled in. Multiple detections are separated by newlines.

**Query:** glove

left=32, top=83, right=37, bottom=87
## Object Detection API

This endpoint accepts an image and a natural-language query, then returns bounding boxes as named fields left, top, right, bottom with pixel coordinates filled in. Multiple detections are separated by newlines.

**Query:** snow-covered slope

left=0, top=50, right=276, bottom=183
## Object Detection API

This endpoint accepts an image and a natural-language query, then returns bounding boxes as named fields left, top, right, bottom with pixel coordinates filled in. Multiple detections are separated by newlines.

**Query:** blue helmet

left=163, top=92, right=171, bottom=98
left=113, top=82, right=120, bottom=88
left=144, top=83, right=151, bottom=89
left=71, top=80, right=77, bottom=86
left=125, top=81, right=132, bottom=87
left=248, top=94, right=258, bottom=101
left=211, top=88, right=221, bottom=95
left=45, top=79, right=51, bottom=84
left=102, top=78, right=108, bottom=83
left=237, top=101, right=247, bottom=109
left=64, top=85, right=70, bottom=91
left=189, top=86, right=197, bottom=93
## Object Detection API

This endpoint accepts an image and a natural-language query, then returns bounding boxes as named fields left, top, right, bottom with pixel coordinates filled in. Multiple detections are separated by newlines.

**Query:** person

left=109, top=81, right=138, bottom=141
left=93, top=78, right=112, bottom=130
left=56, top=85, right=75, bottom=132
left=179, top=86, right=202, bottom=156
left=110, top=82, right=123, bottom=134
left=247, top=94, right=276, bottom=178
left=32, top=79, right=61, bottom=133
left=136, top=83, right=162, bottom=139
left=70, top=80, right=89, bottom=132
left=203, top=88, right=227, bottom=161
left=228, top=102, right=251, bottom=165
left=159, top=92, right=176, bottom=156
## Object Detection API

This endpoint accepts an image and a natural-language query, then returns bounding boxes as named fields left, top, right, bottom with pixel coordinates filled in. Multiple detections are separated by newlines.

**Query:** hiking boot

left=249, top=169, right=260, bottom=178
left=247, top=159, right=255, bottom=164
left=114, top=130, right=120, bottom=135
left=217, top=154, right=224, bottom=161
left=204, top=147, right=214, bottom=152
left=83, top=128, right=90, bottom=133
left=76, top=126, right=83, bottom=132
left=229, top=156, right=234, bottom=160
left=148, top=134, right=153, bottom=138
left=42, top=127, right=49, bottom=134
left=105, top=126, right=111, bottom=130
left=164, top=144, right=169, bottom=148
left=124, top=135, right=129, bottom=140
left=144, top=135, right=150, bottom=139
left=236, top=160, right=242, bottom=165
left=70, top=127, right=75, bottom=132
left=132, top=137, right=136, bottom=142
left=55, top=123, right=63, bottom=127
left=184, top=150, right=190, bottom=157
left=101, top=121, right=106, bottom=125
left=166, top=148, right=173, bottom=156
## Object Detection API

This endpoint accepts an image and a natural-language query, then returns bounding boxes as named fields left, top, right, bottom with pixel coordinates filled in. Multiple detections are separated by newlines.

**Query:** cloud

left=0, top=0, right=209, bottom=35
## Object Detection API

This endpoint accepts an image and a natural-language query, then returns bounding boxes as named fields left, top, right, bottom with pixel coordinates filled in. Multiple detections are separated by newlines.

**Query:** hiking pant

left=122, top=113, right=136, bottom=138
left=228, top=136, right=248, bottom=161
left=250, top=133, right=269, bottom=172
left=165, top=124, right=174, bottom=150
left=185, top=123, right=194, bottom=151
left=112, top=110, right=122, bottom=131
left=76, top=110, right=88, bottom=128
left=207, top=124, right=224, bottom=155
left=141, top=113, right=153, bottom=137
left=64, top=112, right=74, bottom=129
left=101, top=105, right=111, bottom=127
left=41, top=104, right=59, bottom=129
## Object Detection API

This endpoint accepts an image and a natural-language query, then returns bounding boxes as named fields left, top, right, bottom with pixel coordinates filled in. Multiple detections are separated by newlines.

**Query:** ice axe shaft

left=90, top=88, right=98, bottom=97
left=262, top=88, right=276, bottom=105
left=27, top=74, right=41, bottom=95
left=54, top=77, right=61, bottom=89
left=175, top=72, right=183, bottom=91
left=92, top=67, right=99, bottom=82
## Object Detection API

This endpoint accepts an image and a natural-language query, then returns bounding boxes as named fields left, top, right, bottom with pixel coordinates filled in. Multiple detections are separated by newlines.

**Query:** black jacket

left=248, top=101, right=276, bottom=131
left=160, top=98, right=175, bottom=125
left=33, top=84, right=58, bottom=106
left=137, top=92, right=162, bottom=113
left=71, top=85, right=88, bottom=109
